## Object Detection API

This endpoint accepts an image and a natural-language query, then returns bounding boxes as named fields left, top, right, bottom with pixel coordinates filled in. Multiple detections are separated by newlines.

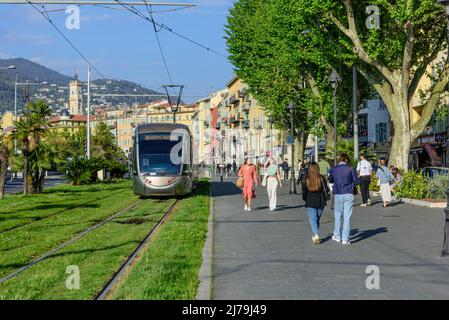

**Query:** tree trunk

left=323, top=119, right=335, bottom=156
left=297, top=131, right=308, bottom=162
left=0, top=147, right=8, bottom=200
left=22, top=140, right=30, bottom=196
left=386, top=93, right=411, bottom=171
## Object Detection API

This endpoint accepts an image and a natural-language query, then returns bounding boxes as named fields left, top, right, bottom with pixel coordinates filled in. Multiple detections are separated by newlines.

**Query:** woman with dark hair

left=302, top=162, right=331, bottom=244
left=329, top=153, right=359, bottom=245
left=376, top=158, right=394, bottom=208
left=238, top=158, right=258, bottom=212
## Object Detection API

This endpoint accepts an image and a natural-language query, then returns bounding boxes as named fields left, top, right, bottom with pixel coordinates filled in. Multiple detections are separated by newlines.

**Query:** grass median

left=0, top=180, right=139, bottom=278
left=0, top=198, right=176, bottom=300
left=109, top=181, right=210, bottom=300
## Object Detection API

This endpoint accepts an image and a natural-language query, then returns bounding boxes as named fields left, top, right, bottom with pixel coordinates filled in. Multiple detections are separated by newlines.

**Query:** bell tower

left=69, top=69, right=83, bottom=115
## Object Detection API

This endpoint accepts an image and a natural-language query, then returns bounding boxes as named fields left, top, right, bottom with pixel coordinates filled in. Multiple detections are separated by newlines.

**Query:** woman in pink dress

left=238, top=158, right=259, bottom=212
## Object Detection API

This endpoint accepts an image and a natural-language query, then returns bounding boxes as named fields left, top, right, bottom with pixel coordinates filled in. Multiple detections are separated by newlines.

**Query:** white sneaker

left=312, top=235, right=321, bottom=244
left=360, top=204, right=367, bottom=207
left=332, top=235, right=341, bottom=243
left=244, top=204, right=248, bottom=211
left=247, top=207, right=252, bottom=212
left=367, top=199, right=371, bottom=206
left=342, top=241, right=351, bottom=245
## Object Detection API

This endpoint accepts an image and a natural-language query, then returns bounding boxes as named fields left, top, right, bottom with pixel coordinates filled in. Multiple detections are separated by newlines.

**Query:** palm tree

left=11, top=100, right=51, bottom=195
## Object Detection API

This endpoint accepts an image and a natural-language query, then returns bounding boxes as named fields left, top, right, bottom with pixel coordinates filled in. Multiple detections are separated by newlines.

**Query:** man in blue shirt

left=328, top=154, right=360, bottom=245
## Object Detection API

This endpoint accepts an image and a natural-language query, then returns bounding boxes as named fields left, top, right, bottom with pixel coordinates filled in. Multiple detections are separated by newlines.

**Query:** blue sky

left=0, top=0, right=235, bottom=102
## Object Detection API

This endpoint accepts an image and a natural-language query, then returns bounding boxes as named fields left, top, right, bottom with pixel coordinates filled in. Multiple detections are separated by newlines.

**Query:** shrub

left=394, top=171, right=427, bottom=200
left=426, top=174, right=449, bottom=201
left=66, top=156, right=101, bottom=186
left=369, top=172, right=380, bottom=192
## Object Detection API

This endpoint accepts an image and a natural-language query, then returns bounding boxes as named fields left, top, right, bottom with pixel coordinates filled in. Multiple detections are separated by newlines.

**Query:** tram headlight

left=167, top=177, right=178, bottom=185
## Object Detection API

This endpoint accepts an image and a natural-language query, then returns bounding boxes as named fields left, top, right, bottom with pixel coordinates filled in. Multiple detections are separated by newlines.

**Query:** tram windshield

left=138, top=133, right=183, bottom=176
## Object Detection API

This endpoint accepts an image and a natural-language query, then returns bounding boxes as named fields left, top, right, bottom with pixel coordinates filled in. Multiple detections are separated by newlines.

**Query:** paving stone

left=211, top=179, right=449, bottom=300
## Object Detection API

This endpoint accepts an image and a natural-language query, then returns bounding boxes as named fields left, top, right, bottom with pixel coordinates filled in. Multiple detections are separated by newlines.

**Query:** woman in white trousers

left=265, top=159, right=282, bottom=212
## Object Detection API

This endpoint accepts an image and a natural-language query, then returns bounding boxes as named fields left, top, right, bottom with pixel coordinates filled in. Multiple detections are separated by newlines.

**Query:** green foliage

left=65, top=156, right=101, bottom=186
left=326, top=139, right=375, bottom=165
left=225, top=0, right=355, bottom=142
left=369, top=172, right=380, bottom=192
left=394, top=171, right=428, bottom=200
left=426, top=174, right=449, bottom=201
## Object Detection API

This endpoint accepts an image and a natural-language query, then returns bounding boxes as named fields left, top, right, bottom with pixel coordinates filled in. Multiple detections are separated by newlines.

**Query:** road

left=5, top=176, right=66, bottom=194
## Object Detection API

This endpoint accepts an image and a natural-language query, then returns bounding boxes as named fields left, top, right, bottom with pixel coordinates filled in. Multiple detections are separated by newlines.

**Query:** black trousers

left=360, top=175, right=371, bottom=204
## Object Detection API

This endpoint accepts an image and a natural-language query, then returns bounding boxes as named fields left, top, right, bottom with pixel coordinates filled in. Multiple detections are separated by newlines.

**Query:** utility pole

left=87, top=66, right=91, bottom=159
left=353, top=66, right=359, bottom=161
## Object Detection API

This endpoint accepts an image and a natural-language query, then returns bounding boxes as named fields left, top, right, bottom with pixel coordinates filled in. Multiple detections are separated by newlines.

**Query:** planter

left=400, top=198, right=447, bottom=209
left=369, top=191, right=446, bottom=208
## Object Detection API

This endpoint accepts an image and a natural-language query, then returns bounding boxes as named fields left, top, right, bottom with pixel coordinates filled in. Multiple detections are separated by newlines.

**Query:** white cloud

left=3, top=32, right=53, bottom=45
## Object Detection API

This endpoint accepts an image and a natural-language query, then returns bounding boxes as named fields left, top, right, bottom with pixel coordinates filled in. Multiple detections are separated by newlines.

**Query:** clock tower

left=69, top=71, right=83, bottom=115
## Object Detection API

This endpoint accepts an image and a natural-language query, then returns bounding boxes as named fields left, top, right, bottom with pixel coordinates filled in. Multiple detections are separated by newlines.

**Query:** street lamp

left=329, top=70, right=341, bottom=165
left=162, top=84, right=185, bottom=123
left=286, top=102, right=297, bottom=194
left=436, top=0, right=449, bottom=257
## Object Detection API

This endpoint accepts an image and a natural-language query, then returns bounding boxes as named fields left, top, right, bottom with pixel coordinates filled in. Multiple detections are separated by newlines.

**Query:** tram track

left=95, top=199, right=180, bottom=300
left=0, top=199, right=144, bottom=285
left=0, top=188, right=128, bottom=235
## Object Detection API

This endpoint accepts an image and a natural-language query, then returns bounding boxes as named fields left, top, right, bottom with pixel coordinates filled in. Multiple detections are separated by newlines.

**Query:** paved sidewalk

left=212, top=178, right=449, bottom=300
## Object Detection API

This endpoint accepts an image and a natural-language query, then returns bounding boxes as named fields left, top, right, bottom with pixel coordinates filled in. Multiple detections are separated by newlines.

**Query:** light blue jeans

left=333, top=194, right=354, bottom=242
left=306, top=207, right=324, bottom=236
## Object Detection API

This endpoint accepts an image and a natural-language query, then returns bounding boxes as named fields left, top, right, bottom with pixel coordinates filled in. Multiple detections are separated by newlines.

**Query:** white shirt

left=357, top=159, right=372, bottom=176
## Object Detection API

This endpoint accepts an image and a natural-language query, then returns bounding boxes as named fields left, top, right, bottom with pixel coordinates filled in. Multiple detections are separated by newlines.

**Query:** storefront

left=410, top=132, right=447, bottom=170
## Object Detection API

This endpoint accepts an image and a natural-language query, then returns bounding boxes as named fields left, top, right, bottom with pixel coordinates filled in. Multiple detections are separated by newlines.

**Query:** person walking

left=281, top=159, right=290, bottom=181
left=297, top=158, right=310, bottom=194
left=238, top=158, right=259, bottom=212
left=376, top=158, right=394, bottom=208
left=356, top=153, right=373, bottom=207
left=265, top=159, right=282, bottom=212
left=329, top=154, right=359, bottom=245
left=302, top=162, right=331, bottom=244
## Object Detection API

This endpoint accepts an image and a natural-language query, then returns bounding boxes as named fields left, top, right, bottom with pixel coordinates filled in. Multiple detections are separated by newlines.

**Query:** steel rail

left=95, top=199, right=179, bottom=300
left=0, top=199, right=143, bottom=285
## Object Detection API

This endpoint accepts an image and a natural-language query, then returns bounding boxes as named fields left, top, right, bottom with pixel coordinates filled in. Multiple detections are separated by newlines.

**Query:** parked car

left=421, top=167, right=449, bottom=178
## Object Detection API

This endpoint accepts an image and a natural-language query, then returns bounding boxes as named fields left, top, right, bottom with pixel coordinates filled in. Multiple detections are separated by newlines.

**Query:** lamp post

left=286, top=102, right=297, bottom=194
left=329, top=70, right=341, bottom=165
left=220, top=129, right=225, bottom=183
left=162, top=84, right=185, bottom=123
left=436, top=0, right=449, bottom=257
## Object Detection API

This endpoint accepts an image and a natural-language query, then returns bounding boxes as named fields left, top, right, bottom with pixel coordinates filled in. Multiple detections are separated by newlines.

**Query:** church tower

left=69, top=70, right=83, bottom=115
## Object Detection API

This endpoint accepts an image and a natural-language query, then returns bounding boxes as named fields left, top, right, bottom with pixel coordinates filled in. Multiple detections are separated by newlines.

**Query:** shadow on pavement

left=212, top=182, right=242, bottom=197
left=350, top=227, right=388, bottom=243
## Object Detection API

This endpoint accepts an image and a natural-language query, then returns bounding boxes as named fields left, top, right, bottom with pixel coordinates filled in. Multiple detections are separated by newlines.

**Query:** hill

left=0, top=58, right=165, bottom=114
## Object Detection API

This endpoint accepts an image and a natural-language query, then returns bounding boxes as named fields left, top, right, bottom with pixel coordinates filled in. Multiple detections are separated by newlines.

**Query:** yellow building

left=48, top=110, right=90, bottom=134
left=0, top=111, right=14, bottom=130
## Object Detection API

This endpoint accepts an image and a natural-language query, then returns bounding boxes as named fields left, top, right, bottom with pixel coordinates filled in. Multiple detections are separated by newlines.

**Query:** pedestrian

left=356, top=153, right=373, bottom=207
left=232, top=159, right=237, bottom=175
left=265, top=158, right=282, bottom=212
left=281, top=159, right=290, bottom=181
left=238, top=158, right=259, bottom=212
left=302, top=162, right=331, bottom=244
left=329, top=153, right=359, bottom=245
left=297, top=158, right=310, bottom=194
left=376, top=158, right=394, bottom=208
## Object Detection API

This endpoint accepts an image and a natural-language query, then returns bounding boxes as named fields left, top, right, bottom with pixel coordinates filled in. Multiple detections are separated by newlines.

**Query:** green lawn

left=0, top=198, right=176, bottom=300
left=0, top=181, right=131, bottom=232
left=0, top=180, right=140, bottom=278
left=109, top=181, right=210, bottom=300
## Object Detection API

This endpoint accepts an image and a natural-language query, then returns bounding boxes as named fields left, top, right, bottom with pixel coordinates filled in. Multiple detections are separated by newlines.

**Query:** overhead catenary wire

left=113, top=0, right=227, bottom=59
left=26, top=0, right=108, bottom=80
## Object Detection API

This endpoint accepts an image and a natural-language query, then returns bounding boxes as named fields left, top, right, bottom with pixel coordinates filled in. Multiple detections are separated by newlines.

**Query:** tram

left=132, top=123, right=198, bottom=197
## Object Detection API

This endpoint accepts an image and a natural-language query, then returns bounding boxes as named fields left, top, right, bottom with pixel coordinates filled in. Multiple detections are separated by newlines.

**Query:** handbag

left=320, top=176, right=331, bottom=201
left=236, top=177, right=244, bottom=189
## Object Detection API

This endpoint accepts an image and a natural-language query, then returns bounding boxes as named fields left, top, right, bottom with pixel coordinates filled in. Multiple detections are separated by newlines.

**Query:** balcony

left=215, top=122, right=221, bottom=130
left=238, top=88, right=247, bottom=98
left=204, top=121, right=209, bottom=128
left=242, top=102, right=250, bottom=112
left=229, top=95, right=237, bottom=104
left=242, top=120, right=250, bottom=129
